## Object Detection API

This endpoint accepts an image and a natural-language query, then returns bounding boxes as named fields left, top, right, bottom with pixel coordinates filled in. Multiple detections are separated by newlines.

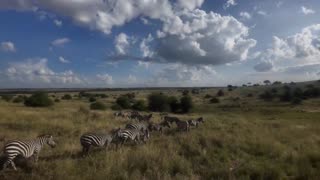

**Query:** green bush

left=89, top=97, right=97, bottom=102
left=116, top=96, right=131, bottom=109
left=291, top=97, right=302, bottom=105
left=54, top=98, right=60, bottom=103
left=204, top=94, right=212, bottom=99
left=90, top=101, right=107, bottom=110
left=180, top=95, right=193, bottom=113
left=132, top=100, right=147, bottom=111
left=1, top=94, right=14, bottom=102
left=111, top=104, right=122, bottom=110
left=210, top=97, right=220, bottom=103
left=24, top=92, right=53, bottom=107
left=62, top=94, right=72, bottom=100
left=12, top=96, right=25, bottom=103
left=260, top=90, right=274, bottom=101
left=168, top=96, right=180, bottom=113
left=148, top=93, right=169, bottom=112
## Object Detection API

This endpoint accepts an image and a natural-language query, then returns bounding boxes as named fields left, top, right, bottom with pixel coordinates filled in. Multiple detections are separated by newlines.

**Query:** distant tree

left=168, top=96, right=180, bottom=113
left=264, top=80, right=271, bottom=85
left=24, top=92, right=53, bottom=107
left=293, top=88, right=303, bottom=98
left=90, top=101, right=107, bottom=110
left=62, top=94, right=72, bottom=100
left=210, top=97, right=220, bottom=103
left=89, top=97, right=97, bottom=102
left=280, top=86, right=292, bottom=102
left=204, top=94, right=212, bottom=99
left=116, top=96, right=131, bottom=109
left=182, top=90, right=189, bottom=96
left=1, top=94, right=14, bottom=102
left=132, top=100, right=147, bottom=111
left=259, top=90, right=274, bottom=101
left=253, top=83, right=260, bottom=87
left=180, top=95, right=193, bottom=113
left=191, top=89, right=200, bottom=94
left=217, top=90, right=224, bottom=97
left=148, top=93, right=169, bottom=112
left=12, top=96, right=25, bottom=103
left=273, top=81, right=282, bottom=85
left=291, top=97, right=302, bottom=105
left=54, top=98, right=60, bottom=103
left=227, top=85, right=233, bottom=91
left=242, top=84, right=247, bottom=87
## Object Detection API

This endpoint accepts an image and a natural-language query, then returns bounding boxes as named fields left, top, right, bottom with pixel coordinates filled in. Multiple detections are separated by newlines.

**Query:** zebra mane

left=37, top=134, right=52, bottom=138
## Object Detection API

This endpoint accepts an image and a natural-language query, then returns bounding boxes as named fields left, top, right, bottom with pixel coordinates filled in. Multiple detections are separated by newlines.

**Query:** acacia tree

left=264, top=80, right=271, bottom=86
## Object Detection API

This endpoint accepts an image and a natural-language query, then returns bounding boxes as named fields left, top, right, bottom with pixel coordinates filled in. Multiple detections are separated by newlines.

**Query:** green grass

left=0, top=85, right=320, bottom=179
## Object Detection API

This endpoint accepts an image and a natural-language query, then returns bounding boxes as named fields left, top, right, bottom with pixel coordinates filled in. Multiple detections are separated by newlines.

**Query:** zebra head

left=161, top=120, right=171, bottom=128
left=197, top=117, right=204, bottom=123
left=39, top=135, right=56, bottom=148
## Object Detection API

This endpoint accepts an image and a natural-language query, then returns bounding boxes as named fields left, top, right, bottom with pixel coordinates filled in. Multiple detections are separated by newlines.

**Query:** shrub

left=90, top=101, right=107, bottom=110
left=180, top=95, right=193, bottom=113
left=24, top=92, right=53, bottom=107
left=182, top=90, right=189, bottom=96
left=291, top=97, right=302, bottom=105
left=116, top=96, right=131, bottom=109
left=191, top=89, right=200, bottom=94
left=1, top=94, right=14, bottom=102
left=111, top=104, right=122, bottom=110
left=247, top=93, right=254, bottom=97
left=89, top=97, right=97, bottom=102
left=204, top=94, right=212, bottom=99
left=132, top=100, right=147, bottom=111
left=168, top=96, right=180, bottom=113
left=210, top=97, right=220, bottom=103
left=280, top=86, right=292, bottom=102
left=259, top=90, right=274, bottom=101
left=217, top=90, right=224, bottom=97
left=148, top=93, right=169, bottom=112
left=293, top=88, right=303, bottom=98
left=12, top=96, right=25, bottom=103
left=54, top=98, right=60, bottom=103
left=62, top=94, right=72, bottom=100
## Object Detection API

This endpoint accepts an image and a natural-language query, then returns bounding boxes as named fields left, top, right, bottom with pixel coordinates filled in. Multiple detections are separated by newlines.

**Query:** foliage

left=132, top=100, right=147, bottom=111
left=62, top=94, right=72, bottom=100
left=148, top=93, right=169, bottom=112
left=1, top=94, right=14, bottom=102
left=12, top=95, right=26, bottom=103
left=217, top=90, right=224, bottom=97
left=168, top=96, right=180, bottom=113
left=111, top=104, right=122, bottom=110
left=90, top=101, right=107, bottom=110
left=89, top=97, right=97, bottom=102
left=180, top=95, right=193, bottom=113
left=116, top=96, right=131, bottom=109
left=24, top=92, right=53, bottom=107
left=260, top=90, right=274, bottom=101
left=210, top=97, right=220, bottom=103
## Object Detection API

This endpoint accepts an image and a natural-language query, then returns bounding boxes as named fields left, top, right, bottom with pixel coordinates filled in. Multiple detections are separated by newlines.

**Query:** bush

left=90, top=101, right=107, bottom=110
left=210, top=97, right=220, bottom=103
left=217, top=90, right=224, bottom=97
left=247, top=93, right=254, bottom=97
left=1, top=94, right=14, bottom=102
left=132, top=100, right=147, bottom=111
left=116, top=96, right=131, bottom=109
left=62, top=94, right=72, bottom=100
left=111, top=104, right=122, bottom=110
left=180, top=95, right=193, bottom=113
left=182, top=90, right=189, bottom=96
left=148, top=93, right=169, bottom=112
left=260, top=90, right=274, bottom=101
left=54, top=98, right=60, bottom=103
left=168, top=96, right=180, bottom=113
left=280, top=86, right=292, bottom=102
left=12, top=96, right=25, bottom=103
left=204, top=94, right=212, bottom=99
left=89, top=97, right=97, bottom=102
left=291, top=97, right=302, bottom=105
left=24, top=92, right=53, bottom=107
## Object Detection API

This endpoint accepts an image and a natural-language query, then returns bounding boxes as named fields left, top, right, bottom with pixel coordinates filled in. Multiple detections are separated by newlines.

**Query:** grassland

left=0, top=83, right=320, bottom=180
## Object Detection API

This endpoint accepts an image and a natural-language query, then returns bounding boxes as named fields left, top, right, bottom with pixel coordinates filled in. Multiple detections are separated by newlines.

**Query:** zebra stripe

left=80, top=132, right=114, bottom=155
left=3, top=135, right=56, bottom=170
left=175, top=119, right=190, bottom=132
left=117, top=129, right=148, bottom=145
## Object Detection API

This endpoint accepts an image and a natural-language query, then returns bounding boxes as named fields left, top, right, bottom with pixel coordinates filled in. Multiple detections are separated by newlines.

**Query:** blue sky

left=0, top=0, right=319, bottom=88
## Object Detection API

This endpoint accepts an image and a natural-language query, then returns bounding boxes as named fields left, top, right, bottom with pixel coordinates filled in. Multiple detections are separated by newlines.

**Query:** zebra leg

left=4, top=159, right=17, bottom=171
left=82, top=145, right=90, bottom=156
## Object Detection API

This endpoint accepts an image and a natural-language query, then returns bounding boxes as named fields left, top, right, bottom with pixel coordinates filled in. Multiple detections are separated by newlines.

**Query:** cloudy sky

left=0, top=0, right=320, bottom=88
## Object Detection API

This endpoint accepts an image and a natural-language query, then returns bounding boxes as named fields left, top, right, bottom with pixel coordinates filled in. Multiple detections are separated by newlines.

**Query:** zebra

left=163, top=116, right=181, bottom=124
left=149, top=121, right=171, bottom=134
left=174, top=119, right=190, bottom=132
left=2, top=135, right=56, bottom=170
left=80, top=131, right=116, bottom=155
left=116, top=129, right=149, bottom=145
left=125, top=122, right=150, bottom=133
left=187, top=119, right=199, bottom=128
left=137, top=114, right=153, bottom=122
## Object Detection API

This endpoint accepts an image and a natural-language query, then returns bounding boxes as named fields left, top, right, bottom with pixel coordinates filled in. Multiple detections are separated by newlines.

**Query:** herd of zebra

left=1, top=111, right=204, bottom=171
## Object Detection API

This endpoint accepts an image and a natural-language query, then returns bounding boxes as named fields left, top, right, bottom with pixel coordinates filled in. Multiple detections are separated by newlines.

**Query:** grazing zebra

left=196, top=117, right=204, bottom=124
left=149, top=121, right=171, bottom=134
left=137, top=114, right=153, bottom=122
left=80, top=129, right=120, bottom=155
left=2, top=135, right=56, bottom=170
left=116, top=129, right=149, bottom=145
left=163, top=116, right=181, bottom=124
left=125, top=122, right=150, bottom=132
left=187, top=120, right=198, bottom=128
left=174, top=119, right=190, bottom=132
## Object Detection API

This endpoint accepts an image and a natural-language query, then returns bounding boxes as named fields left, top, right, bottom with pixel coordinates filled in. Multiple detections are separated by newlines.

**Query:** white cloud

left=140, top=34, right=154, bottom=58
left=224, top=0, right=237, bottom=9
left=301, top=6, right=315, bottom=15
left=1, top=41, right=16, bottom=52
left=51, top=38, right=70, bottom=46
left=58, top=56, right=70, bottom=63
left=255, top=24, right=320, bottom=72
left=96, top=73, right=113, bottom=85
left=239, top=11, right=251, bottom=20
left=115, top=33, right=130, bottom=55
left=257, top=10, right=267, bottom=16
left=54, top=19, right=62, bottom=27
left=176, top=0, right=204, bottom=10
left=154, top=9, right=256, bottom=65
left=1, top=58, right=83, bottom=87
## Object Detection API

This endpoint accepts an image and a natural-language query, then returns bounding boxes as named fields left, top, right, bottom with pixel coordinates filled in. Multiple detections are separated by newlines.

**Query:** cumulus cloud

left=1, top=41, right=16, bottom=52
left=154, top=10, right=256, bottom=65
left=254, top=61, right=273, bottom=72
left=51, top=38, right=70, bottom=47
left=96, top=73, right=113, bottom=85
left=257, top=10, right=267, bottom=16
left=1, top=58, right=83, bottom=87
left=301, top=6, right=315, bottom=15
left=0, top=0, right=176, bottom=35
left=58, top=56, right=70, bottom=63
left=115, top=33, right=131, bottom=55
left=176, top=0, right=204, bottom=10
left=239, top=12, right=251, bottom=20
left=224, top=0, right=237, bottom=9
left=254, top=24, right=320, bottom=72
